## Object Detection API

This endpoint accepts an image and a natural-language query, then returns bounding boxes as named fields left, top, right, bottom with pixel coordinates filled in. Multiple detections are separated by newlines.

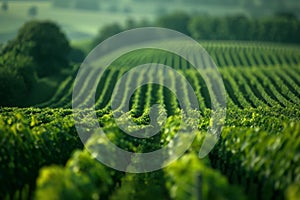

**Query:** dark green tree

left=28, top=6, right=38, bottom=17
left=188, top=15, right=214, bottom=40
left=226, top=15, right=251, bottom=40
left=1, top=1, right=8, bottom=11
left=92, top=23, right=123, bottom=48
left=2, top=20, right=71, bottom=77
left=156, top=11, right=191, bottom=35
left=0, top=67, right=26, bottom=106
left=68, top=47, right=86, bottom=63
left=74, top=0, right=99, bottom=11
left=0, top=52, right=36, bottom=106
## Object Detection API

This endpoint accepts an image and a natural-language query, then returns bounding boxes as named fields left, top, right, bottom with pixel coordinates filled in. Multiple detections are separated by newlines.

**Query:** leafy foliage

left=0, top=52, right=36, bottom=106
left=165, top=152, right=246, bottom=200
left=35, top=151, right=113, bottom=200
left=91, top=23, right=123, bottom=48
left=0, top=36, right=299, bottom=200
left=189, top=14, right=300, bottom=43
left=210, top=122, right=300, bottom=200
left=2, top=20, right=71, bottom=77
left=156, top=11, right=191, bottom=36
left=0, top=108, right=82, bottom=199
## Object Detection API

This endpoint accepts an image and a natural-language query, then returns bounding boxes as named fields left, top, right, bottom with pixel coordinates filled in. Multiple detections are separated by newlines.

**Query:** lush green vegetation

left=0, top=20, right=73, bottom=106
left=1, top=6, right=300, bottom=199
left=1, top=38, right=300, bottom=199
left=0, top=108, right=82, bottom=199
left=1, top=0, right=300, bottom=45
left=88, top=12, right=300, bottom=51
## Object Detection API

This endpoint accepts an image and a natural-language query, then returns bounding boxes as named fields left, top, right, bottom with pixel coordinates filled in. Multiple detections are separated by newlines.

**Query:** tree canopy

left=2, top=20, right=71, bottom=77
left=0, top=20, right=71, bottom=106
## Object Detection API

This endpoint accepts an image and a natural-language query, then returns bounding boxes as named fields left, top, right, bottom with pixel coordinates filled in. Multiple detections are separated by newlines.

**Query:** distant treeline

left=158, top=12, right=300, bottom=44
left=127, top=0, right=300, bottom=17
left=91, top=12, right=300, bottom=47
left=52, top=0, right=99, bottom=10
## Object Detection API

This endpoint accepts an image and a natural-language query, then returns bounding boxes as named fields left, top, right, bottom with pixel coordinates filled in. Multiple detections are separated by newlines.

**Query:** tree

left=274, top=12, right=297, bottom=20
left=2, top=20, right=71, bottom=77
left=156, top=11, right=191, bottom=36
left=1, top=1, right=8, bottom=11
left=226, top=15, right=251, bottom=40
left=74, top=0, right=99, bottom=11
left=0, top=67, right=26, bottom=106
left=188, top=15, right=214, bottom=40
left=28, top=6, right=38, bottom=17
left=68, top=47, right=86, bottom=63
left=92, top=23, right=123, bottom=48
left=0, top=52, right=36, bottom=106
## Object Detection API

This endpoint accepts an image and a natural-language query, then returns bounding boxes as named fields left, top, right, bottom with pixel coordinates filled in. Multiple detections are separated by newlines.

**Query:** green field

left=1, top=40, right=300, bottom=200
left=2, top=0, right=300, bottom=46
left=0, top=1, right=250, bottom=44
left=0, top=1, right=155, bottom=43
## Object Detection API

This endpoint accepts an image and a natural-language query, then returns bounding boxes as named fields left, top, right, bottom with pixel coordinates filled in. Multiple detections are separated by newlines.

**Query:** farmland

left=0, top=0, right=253, bottom=44
left=0, top=39, right=300, bottom=199
left=0, top=1, right=155, bottom=43
left=1, top=1, right=300, bottom=198
left=1, top=0, right=300, bottom=46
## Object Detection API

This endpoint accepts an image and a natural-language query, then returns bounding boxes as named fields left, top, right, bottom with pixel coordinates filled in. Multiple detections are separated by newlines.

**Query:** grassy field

left=0, top=1, right=248, bottom=44
left=0, top=1, right=155, bottom=43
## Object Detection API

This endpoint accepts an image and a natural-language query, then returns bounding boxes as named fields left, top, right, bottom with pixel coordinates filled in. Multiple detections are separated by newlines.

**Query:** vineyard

left=1, top=41, right=300, bottom=200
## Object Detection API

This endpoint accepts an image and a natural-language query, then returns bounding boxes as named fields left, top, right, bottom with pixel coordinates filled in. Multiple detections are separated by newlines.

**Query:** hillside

left=0, top=41, right=299, bottom=200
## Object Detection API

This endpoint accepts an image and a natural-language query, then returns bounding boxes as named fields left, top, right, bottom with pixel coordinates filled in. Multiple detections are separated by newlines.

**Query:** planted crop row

left=1, top=103, right=299, bottom=199
left=32, top=115, right=247, bottom=200
left=0, top=108, right=83, bottom=199
left=38, top=42, right=300, bottom=110
left=40, top=64, right=300, bottom=118
left=210, top=122, right=300, bottom=200
left=202, top=41, right=300, bottom=67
